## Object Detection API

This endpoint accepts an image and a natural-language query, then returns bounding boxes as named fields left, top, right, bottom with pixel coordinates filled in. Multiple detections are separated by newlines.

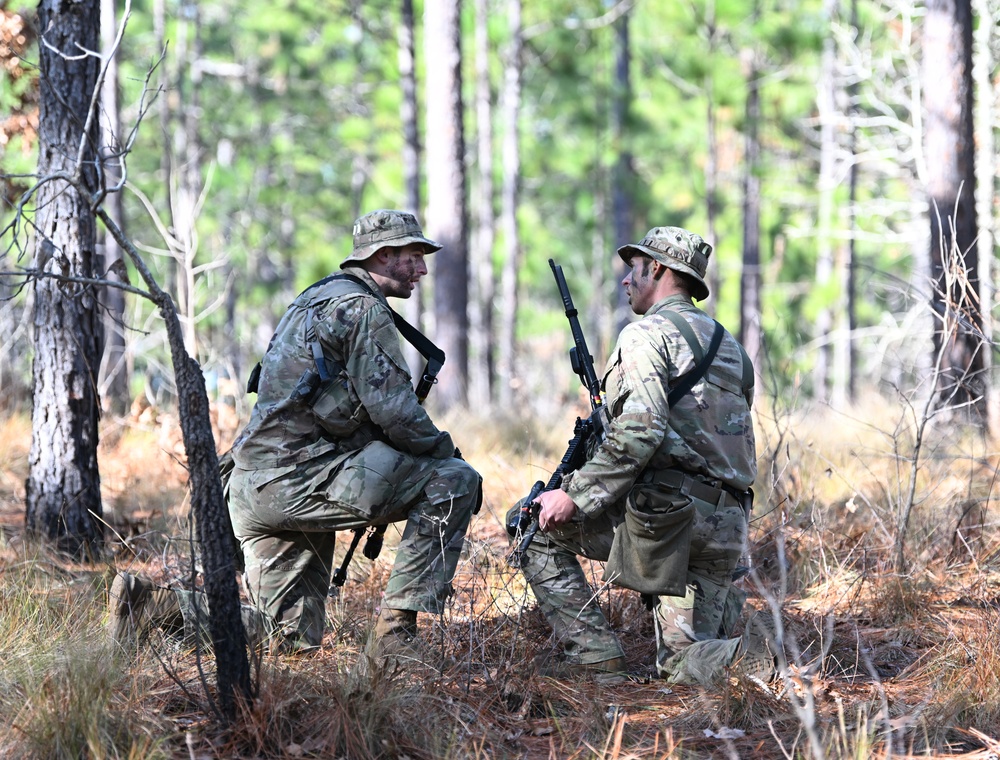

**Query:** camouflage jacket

left=231, top=268, right=454, bottom=471
left=562, top=294, right=756, bottom=518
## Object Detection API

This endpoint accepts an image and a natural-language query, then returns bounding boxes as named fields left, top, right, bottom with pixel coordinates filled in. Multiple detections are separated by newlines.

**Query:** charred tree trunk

left=98, top=209, right=251, bottom=722
left=26, top=0, right=104, bottom=559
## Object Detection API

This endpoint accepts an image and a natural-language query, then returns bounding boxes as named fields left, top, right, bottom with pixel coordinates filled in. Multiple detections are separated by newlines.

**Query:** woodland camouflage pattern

left=227, top=266, right=479, bottom=650
left=516, top=289, right=757, bottom=681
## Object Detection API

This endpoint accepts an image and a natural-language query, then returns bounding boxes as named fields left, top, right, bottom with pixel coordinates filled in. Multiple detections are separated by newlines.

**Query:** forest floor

left=2, top=399, right=1000, bottom=759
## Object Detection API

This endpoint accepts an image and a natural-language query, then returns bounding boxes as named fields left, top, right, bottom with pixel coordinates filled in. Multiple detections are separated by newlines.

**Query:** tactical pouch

left=603, top=482, right=695, bottom=597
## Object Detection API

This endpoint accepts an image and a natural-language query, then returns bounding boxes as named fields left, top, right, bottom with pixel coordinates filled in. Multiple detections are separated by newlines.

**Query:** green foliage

left=1, top=0, right=949, bottom=404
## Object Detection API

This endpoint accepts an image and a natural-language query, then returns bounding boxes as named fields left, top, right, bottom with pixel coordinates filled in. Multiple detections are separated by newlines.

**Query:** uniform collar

left=645, top=293, right=693, bottom=316
left=340, top=265, right=390, bottom=307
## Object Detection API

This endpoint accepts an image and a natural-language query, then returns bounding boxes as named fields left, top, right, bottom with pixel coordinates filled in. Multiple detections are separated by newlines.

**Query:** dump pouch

left=603, top=482, right=695, bottom=597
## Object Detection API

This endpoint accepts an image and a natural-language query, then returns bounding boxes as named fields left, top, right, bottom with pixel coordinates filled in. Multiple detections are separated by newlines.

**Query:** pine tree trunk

left=740, top=50, right=764, bottom=392
left=469, top=0, right=496, bottom=409
left=26, top=0, right=104, bottom=559
left=97, top=211, right=251, bottom=722
left=397, top=0, right=424, bottom=376
left=496, top=0, right=522, bottom=407
left=424, top=0, right=469, bottom=409
left=98, top=0, right=130, bottom=414
left=611, top=11, right=633, bottom=332
left=923, top=0, right=983, bottom=422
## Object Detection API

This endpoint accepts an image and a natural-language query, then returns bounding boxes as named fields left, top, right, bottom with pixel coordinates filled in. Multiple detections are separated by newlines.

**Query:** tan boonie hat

left=341, top=209, right=442, bottom=267
left=617, top=226, right=712, bottom=301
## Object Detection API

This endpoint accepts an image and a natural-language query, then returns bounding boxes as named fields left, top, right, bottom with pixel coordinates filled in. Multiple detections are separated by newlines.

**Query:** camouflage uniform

left=223, top=211, right=480, bottom=651
left=510, top=226, right=756, bottom=683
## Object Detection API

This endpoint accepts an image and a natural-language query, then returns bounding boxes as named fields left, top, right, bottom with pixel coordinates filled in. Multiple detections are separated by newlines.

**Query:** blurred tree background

left=1, top=0, right=998, bottom=424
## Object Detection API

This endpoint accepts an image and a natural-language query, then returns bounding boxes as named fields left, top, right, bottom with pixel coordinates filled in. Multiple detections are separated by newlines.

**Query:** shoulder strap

left=660, top=310, right=704, bottom=364
left=333, top=273, right=445, bottom=403
left=737, top=342, right=754, bottom=406
left=660, top=310, right=725, bottom=408
left=247, top=272, right=445, bottom=403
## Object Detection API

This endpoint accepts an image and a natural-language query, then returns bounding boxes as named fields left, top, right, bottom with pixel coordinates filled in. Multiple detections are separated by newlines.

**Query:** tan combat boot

left=734, top=610, right=780, bottom=682
left=533, top=651, right=629, bottom=682
left=373, top=607, right=419, bottom=656
left=108, top=572, right=183, bottom=646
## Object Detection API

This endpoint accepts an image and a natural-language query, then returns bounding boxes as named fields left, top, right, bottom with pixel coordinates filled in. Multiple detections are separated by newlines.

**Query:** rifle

left=506, top=259, right=606, bottom=568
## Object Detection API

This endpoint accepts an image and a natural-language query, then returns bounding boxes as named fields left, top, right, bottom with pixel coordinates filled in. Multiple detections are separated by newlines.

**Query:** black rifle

left=506, top=259, right=606, bottom=567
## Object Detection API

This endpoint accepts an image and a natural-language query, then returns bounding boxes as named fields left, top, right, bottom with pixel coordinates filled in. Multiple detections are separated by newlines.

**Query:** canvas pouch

left=603, top=481, right=695, bottom=597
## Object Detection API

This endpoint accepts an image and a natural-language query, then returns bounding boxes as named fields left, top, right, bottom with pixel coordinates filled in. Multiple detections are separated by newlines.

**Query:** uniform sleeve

left=563, top=323, right=670, bottom=517
left=318, top=299, right=455, bottom=459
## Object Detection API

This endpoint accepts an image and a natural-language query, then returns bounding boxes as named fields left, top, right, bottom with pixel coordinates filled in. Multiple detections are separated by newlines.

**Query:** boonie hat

left=617, top=226, right=712, bottom=301
left=341, top=209, right=442, bottom=267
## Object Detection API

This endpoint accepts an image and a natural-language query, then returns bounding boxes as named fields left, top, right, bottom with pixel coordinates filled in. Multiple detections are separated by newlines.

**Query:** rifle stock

left=507, top=260, right=605, bottom=567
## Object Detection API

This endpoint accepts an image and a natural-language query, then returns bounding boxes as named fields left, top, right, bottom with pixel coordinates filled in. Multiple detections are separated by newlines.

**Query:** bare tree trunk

left=704, top=1, right=720, bottom=317
left=98, top=210, right=251, bottom=722
left=739, top=49, right=764, bottom=392
left=153, top=0, right=177, bottom=297
left=397, top=0, right=425, bottom=376
left=424, top=0, right=469, bottom=409
left=26, top=0, right=104, bottom=559
left=923, top=0, right=983, bottom=422
left=814, top=0, right=838, bottom=405
left=98, top=0, right=130, bottom=414
left=842, top=0, right=860, bottom=403
left=172, top=0, right=202, bottom=357
left=469, top=0, right=496, bottom=409
left=496, top=0, right=522, bottom=408
left=611, top=11, right=633, bottom=332
left=973, top=0, right=996, bottom=431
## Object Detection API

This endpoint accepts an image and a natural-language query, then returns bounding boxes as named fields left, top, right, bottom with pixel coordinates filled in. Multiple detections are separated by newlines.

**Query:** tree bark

left=424, top=0, right=469, bottom=409
left=973, top=0, right=996, bottom=430
left=496, top=0, right=522, bottom=407
left=97, top=209, right=251, bottom=722
left=814, top=0, right=838, bottom=405
left=611, top=11, right=633, bottom=333
left=739, top=49, right=764, bottom=392
left=469, top=0, right=496, bottom=408
left=172, top=0, right=203, bottom=357
left=922, top=0, right=983, bottom=422
left=398, top=0, right=424, bottom=376
left=26, top=0, right=104, bottom=559
left=98, top=0, right=130, bottom=414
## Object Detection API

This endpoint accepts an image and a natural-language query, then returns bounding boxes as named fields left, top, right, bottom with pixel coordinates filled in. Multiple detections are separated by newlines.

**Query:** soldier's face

left=622, top=255, right=655, bottom=314
left=383, top=244, right=429, bottom=298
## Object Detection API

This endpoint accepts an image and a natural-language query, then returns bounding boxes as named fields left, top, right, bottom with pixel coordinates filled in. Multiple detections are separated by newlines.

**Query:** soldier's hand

left=537, top=489, right=578, bottom=531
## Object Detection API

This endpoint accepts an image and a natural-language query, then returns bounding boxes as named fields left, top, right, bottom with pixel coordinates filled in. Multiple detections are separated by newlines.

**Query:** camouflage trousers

left=228, top=441, right=480, bottom=650
left=508, top=484, right=747, bottom=679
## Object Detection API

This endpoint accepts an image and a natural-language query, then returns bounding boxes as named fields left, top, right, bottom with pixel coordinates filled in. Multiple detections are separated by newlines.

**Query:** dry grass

left=0, top=393, right=999, bottom=758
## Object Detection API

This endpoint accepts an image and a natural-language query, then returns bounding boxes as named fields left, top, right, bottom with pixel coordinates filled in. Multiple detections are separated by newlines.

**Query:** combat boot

left=108, top=572, right=183, bottom=646
left=373, top=607, right=419, bottom=656
left=734, top=610, right=780, bottom=682
left=533, top=651, right=629, bottom=682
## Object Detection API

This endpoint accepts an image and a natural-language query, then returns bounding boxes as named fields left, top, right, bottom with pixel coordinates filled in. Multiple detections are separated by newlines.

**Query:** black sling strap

left=660, top=311, right=726, bottom=408
left=247, top=272, right=445, bottom=403
left=332, top=272, right=445, bottom=403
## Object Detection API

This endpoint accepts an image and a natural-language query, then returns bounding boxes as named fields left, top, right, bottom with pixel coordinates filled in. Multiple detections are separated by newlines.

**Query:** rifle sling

left=660, top=311, right=725, bottom=408
left=333, top=273, right=445, bottom=403
left=247, top=272, right=445, bottom=403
